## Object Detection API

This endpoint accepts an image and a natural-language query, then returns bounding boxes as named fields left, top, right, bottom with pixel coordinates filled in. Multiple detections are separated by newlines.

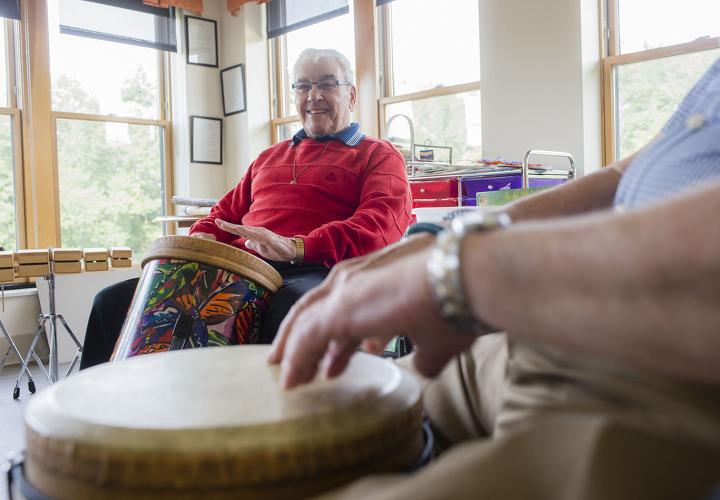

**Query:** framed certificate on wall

left=221, top=64, right=247, bottom=116
left=185, top=16, right=218, bottom=67
left=190, top=116, right=223, bottom=165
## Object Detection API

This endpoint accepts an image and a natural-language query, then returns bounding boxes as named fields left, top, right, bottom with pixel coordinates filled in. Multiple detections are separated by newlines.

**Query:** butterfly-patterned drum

left=111, top=236, right=283, bottom=361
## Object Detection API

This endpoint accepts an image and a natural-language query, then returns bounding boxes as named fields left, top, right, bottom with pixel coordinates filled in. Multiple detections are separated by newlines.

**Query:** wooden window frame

left=376, top=2, right=481, bottom=155
left=2, top=17, right=25, bottom=253
left=601, top=0, right=720, bottom=163
left=16, top=0, right=175, bottom=254
left=268, top=35, right=300, bottom=144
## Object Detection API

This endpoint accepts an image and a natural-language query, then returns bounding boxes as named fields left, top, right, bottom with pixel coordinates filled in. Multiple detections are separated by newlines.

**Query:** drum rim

left=10, top=424, right=432, bottom=499
left=142, top=235, right=283, bottom=293
left=22, top=348, right=425, bottom=494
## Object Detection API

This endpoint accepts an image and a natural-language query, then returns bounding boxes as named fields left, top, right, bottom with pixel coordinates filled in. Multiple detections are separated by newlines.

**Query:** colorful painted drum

left=111, top=236, right=283, bottom=361
left=21, top=346, right=425, bottom=499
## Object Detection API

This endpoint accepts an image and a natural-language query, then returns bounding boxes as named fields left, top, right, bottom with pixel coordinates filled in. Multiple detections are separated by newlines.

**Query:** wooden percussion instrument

left=112, top=236, right=283, bottom=360
left=23, top=346, right=424, bottom=499
left=0, top=247, right=133, bottom=281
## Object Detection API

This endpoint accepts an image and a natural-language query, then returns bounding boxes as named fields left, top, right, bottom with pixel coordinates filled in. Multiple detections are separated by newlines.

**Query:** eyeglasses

left=291, top=79, right=351, bottom=95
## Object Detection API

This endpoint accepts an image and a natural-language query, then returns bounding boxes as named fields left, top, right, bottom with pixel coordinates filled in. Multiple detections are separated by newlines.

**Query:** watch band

left=426, top=212, right=511, bottom=335
left=290, top=236, right=305, bottom=264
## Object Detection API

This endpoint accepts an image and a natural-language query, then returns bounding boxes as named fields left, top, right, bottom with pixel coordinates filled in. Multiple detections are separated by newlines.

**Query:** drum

left=112, top=236, right=283, bottom=360
left=21, top=346, right=425, bottom=499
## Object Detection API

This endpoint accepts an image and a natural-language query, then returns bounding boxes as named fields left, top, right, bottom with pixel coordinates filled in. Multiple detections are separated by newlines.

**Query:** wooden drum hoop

left=23, top=346, right=424, bottom=499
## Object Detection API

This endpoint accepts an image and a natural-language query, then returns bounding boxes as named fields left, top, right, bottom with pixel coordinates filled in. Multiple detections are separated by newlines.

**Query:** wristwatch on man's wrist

left=426, top=211, right=512, bottom=335
left=289, top=236, right=305, bottom=264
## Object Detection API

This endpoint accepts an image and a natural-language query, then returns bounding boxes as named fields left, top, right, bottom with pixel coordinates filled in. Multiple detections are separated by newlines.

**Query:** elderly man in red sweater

left=80, top=48, right=412, bottom=368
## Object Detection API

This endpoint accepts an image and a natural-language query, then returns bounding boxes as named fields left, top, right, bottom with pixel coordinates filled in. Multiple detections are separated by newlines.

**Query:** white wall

left=221, top=2, right=271, bottom=187
left=172, top=3, right=271, bottom=203
left=478, top=0, right=602, bottom=175
left=172, top=2, right=228, bottom=201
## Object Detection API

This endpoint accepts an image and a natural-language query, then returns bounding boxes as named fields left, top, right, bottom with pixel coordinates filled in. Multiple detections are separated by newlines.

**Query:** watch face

left=451, top=211, right=512, bottom=234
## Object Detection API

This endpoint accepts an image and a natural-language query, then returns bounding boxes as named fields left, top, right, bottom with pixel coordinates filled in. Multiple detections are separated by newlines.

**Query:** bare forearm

left=504, top=155, right=635, bottom=222
left=466, top=182, right=720, bottom=383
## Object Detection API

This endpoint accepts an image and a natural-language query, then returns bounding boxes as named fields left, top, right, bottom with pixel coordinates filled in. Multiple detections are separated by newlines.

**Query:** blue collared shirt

left=614, top=58, right=720, bottom=209
left=291, top=122, right=365, bottom=147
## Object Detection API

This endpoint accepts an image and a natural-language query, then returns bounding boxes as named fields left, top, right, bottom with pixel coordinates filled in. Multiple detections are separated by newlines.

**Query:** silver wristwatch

left=426, top=211, right=512, bottom=335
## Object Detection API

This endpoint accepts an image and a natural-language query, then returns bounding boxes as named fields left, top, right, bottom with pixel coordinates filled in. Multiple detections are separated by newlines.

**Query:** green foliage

left=617, top=49, right=720, bottom=158
left=389, top=91, right=482, bottom=163
left=0, top=116, right=16, bottom=250
left=121, top=65, right=157, bottom=117
left=55, top=65, right=162, bottom=258
left=52, top=75, right=101, bottom=114
left=412, top=93, right=472, bottom=161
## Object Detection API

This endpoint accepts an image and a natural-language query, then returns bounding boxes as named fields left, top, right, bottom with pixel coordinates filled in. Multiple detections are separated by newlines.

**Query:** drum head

left=142, top=236, right=283, bottom=293
left=24, top=346, right=423, bottom=499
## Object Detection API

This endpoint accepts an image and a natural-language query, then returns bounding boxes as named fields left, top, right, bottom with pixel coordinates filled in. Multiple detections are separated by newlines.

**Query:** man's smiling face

left=294, top=57, right=356, bottom=138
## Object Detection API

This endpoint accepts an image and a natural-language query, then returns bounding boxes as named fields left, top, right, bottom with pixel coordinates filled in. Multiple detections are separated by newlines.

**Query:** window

left=385, top=0, right=480, bottom=96
left=0, top=113, right=17, bottom=251
left=614, top=49, right=720, bottom=158
left=0, top=21, right=7, bottom=107
left=616, top=0, right=720, bottom=54
left=45, top=0, right=171, bottom=258
left=603, top=0, right=720, bottom=161
left=384, top=90, right=481, bottom=163
left=270, top=4, right=355, bottom=143
left=379, top=0, right=482, bottom=163
left=0, top=18, right=22, bottom=252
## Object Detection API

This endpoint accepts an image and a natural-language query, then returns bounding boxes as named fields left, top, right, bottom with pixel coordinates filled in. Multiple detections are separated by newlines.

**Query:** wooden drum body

left=23, top=346, right=424, bottom=499
left=112, top=236, right=282, bottom=360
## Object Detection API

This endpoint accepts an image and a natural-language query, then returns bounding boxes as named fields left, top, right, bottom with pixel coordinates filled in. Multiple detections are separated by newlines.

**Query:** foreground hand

left=268, top=234, right=477, bottom=389
left=269, top=234, right=435, bottom=362
left=215, top=220, right=296, bottom=261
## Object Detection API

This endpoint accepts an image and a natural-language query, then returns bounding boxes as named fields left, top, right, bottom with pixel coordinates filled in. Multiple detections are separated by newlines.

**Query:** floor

left=0, top=362, right=73, bottom=500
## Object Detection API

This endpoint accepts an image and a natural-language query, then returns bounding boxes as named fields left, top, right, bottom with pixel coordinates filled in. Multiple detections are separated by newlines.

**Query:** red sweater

left=190, top=136, right=412, bottom=267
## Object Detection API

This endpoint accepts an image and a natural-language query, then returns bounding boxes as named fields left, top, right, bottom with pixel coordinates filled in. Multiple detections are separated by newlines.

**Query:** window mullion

left=277, top=36, right=287, bottom=118
left=20, top=0, right=60, bottom=248
left=352, top=0, right=379, bottom=137
left=378, top=2, right=393, bottom=99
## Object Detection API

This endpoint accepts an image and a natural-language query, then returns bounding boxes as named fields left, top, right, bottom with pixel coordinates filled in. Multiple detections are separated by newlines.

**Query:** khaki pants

left=318, top=334, right=720, bottom=500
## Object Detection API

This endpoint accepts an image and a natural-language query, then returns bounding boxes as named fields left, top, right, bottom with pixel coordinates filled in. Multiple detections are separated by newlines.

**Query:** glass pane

left=389, top=0, right=480, bottom=95
left=0, top=115, right=17, bottom=251
left=385, top=90, right=481, bottom=163
left=0, top=22, right=7, bottom=107
left=276, top=120, right=302, bottom=143
left=48, top=1, right=160, bottom=118
left=618, top=0, right=720, bottom=54
left=283, top=8, right=355, bottom=117
left=56, top=119, right=164, bottom=259
left=615, top=49, right=720, bottom=159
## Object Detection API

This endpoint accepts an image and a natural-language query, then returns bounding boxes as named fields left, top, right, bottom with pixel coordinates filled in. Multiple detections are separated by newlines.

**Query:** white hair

left=292, top=48, right=355, bottom=85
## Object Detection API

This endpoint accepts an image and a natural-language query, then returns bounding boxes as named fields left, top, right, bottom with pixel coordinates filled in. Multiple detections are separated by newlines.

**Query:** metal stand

left=168, top=313, right=196, bottom=351
left=13, top=271, right=82, bottom=399
left=0, top=317, right=37, bottom=397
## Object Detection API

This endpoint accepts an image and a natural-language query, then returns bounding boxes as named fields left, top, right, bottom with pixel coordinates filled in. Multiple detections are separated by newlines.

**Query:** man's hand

left=268, top=233, right=477, bottom=389
left=215, top=219, right=296, bottom=261
left=191, top=232, right=216, bottom=240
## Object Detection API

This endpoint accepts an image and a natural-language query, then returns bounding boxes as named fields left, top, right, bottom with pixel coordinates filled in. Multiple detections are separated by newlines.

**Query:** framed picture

left=220, top=64, right=247, bottom=116
left=185, top=16, right=218, bottom=67
left=190, top=116, right=223, bottom=165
